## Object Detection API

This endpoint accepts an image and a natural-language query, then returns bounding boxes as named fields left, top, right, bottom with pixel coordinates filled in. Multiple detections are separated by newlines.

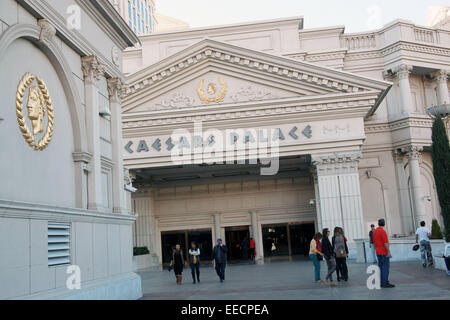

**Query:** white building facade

left=0, top=0, right=142, bottom=299
left=120, top=16, right=449, bottom=266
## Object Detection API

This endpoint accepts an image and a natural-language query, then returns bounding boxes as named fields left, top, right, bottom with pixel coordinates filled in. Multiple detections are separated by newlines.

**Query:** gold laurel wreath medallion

left=16, top=72, right=55, bottom=150
left=197, top=78, right=227, bottom=104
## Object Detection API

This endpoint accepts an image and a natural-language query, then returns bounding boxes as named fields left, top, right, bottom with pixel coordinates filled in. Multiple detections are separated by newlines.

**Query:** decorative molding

left=231, top=86, right=279, bottom=102
left=37, top=19, right=56, bottom=46
left=107, top=77, right=125, bottom=102
left=312, top=151, right=362, bottom=176
left=0, top=199, right=135, bottom=225
left=73, top=151, right=93, bottom=163
left=124, top=42, right=380, bottom=98
left=122, top=94, right=377, bottom=129
left=154, top=93, right=195, bottom=110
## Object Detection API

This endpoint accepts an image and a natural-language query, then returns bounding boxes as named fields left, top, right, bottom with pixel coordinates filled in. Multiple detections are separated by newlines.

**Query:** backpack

left=334, top=235, right=347, bottom=258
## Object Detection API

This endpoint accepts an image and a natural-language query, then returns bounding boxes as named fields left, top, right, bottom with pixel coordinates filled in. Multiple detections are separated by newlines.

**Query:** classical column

left=393, top=64, right=414, bottom=115
left=81, top=55, right=105, bottom=211
left=402, top=145, right=426, bottom=227
left=392, top=150, right=414, bottom=235
left=107, top=78, right=127, bottom=213
left=312, top=152, right=366, bottom=245
left=250, top=210, right=264, bottom=264
left=310, top=168, right=322, bottom=232
left=212, top=213, right=222, bottom=243
left=435, top=70, right=449, bottom=105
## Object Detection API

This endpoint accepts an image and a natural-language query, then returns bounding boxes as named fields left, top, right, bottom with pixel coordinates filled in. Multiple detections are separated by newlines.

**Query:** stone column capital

left=393, top=64, right=413, bottom=80
left=312, top=151, right=362, bottom=176
left=402, top=145, right=423, bottom=160
left=107, top=77, right=125, bottom=103
left=81, top=55, right=105, bottom=84
left=434, top=70, right=449, bottom=84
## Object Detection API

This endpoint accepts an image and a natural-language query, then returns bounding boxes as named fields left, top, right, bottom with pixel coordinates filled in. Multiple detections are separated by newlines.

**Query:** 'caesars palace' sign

left=124, top=125, right=313, bottom=154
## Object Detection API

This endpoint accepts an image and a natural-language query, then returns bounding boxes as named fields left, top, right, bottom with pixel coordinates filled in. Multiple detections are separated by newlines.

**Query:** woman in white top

left=189, top=242, right=201, bottom=284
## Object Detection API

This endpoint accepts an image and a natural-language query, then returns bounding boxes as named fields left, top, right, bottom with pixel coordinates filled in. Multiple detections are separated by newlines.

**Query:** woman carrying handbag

left=332, top=227, right=349, bottom=282
left=170, top=244, right=185, bottom=285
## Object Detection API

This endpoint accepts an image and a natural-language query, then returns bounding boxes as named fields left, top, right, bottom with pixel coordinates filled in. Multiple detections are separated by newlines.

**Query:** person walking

left=415, top=221, right=433, bottom=268
left=373, top=218, right=395, bottom=288
left=309, top=233, right=324, bottom=283
left=211, top=238, right=228, bottom=283
left=322, top=228, right=337, bottom=286
left=189, top=242, right=201, bottom=284
left=249, top=237, right=256, bottom=261
left=369, top=224, right=377, bottom=264
left=332, top=227, right=349, bottom=282
left=170, top=244, right=185, bottom=285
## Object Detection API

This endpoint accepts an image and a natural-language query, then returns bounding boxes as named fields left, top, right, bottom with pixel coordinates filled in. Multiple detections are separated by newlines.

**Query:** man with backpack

left=373, top=219, right=395, bottom=288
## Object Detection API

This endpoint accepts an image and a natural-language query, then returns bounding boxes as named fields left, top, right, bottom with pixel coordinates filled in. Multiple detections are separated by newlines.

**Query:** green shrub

left=431, top=219, right=444, bottom=239
left=133, top=247, right=150, bottom=256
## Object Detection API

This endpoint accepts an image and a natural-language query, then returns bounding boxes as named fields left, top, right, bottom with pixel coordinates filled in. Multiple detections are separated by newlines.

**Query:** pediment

left=123, top=39, right=391, bottom=114
left=126, top=70, right=306, bottom=113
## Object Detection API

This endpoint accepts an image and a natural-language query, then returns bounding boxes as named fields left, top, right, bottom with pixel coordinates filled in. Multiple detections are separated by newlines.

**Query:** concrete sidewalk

left=138, top=260, right=450, bottom=300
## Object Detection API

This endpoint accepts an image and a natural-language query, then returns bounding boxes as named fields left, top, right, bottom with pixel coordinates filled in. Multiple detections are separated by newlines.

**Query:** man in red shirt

left=372, top=219, right=395, bottom=288
left=249, top=238, right=256, bottom=261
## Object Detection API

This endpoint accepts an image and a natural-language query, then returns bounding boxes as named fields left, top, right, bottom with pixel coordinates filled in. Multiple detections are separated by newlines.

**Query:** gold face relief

left=16, top=73, right=54, bottom=150
left=197, top=78, right=227, bottom=104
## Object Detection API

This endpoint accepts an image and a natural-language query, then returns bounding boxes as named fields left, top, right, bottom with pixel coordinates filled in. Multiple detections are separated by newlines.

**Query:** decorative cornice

left=72, top=151, right=92, bottom=163
left=122, top=93, right=377, bottom=129
left=365, top=118, right=434, bottom=133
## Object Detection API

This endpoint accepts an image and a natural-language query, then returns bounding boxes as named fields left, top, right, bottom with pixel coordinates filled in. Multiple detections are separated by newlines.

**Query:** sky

left=155, top=0, right=449, bottom=32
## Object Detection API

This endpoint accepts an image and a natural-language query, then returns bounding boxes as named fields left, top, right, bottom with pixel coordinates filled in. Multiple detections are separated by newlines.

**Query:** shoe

left=337, top=277, right=341, bottom=282
left=220, top=279, right=224, bottom=283
left=381, top=283, right=395, bottom=288
left=197, top=278, right=200, bottom=283
left=193, top=280, right=196, bottom=284
left=329, top=282, right=337, bottom=287
left=428, top=263, right=434, bottom=267
left=446, top=271, right=450, bottom=276
left=344, top=278, right=348, bottom=282
left=423, top=264, right=427, bottom=268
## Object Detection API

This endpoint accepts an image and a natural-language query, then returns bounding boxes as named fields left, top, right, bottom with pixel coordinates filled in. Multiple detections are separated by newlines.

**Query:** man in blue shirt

left=212, top=238, right=228, bottom=283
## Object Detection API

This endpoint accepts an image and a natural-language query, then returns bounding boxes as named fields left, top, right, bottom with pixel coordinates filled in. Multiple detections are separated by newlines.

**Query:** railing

left=341, top=33, right=377, bottom=51
left=414, top=28, right=436, bottom=44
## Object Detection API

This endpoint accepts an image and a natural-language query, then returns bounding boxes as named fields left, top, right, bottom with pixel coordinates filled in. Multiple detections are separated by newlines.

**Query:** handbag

left=271, top=243, right=277, bottom=251
left=193, top=256, right=198, bottom=265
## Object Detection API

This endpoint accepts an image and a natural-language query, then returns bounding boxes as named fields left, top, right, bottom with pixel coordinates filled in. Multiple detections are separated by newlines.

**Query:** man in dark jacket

left=322, top=228, right=336, bottom=284
left=211, top=238, right=228, bottom=282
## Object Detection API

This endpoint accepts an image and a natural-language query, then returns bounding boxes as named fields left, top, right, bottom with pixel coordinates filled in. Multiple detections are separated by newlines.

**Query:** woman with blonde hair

left=309, top=233, right=324, bottom=283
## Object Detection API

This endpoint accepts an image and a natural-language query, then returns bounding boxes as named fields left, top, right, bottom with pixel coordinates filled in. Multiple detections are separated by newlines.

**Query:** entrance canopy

left=122, top=39, right=391, bottom=170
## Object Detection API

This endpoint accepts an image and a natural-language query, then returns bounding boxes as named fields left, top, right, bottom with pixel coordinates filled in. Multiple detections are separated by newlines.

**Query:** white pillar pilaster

left=312, top=152, right=366, bottom=244
left=394, top=64, right=414, bottom=115
left=392, top=150, right=414, bottom=235
left=250, top=210, right=264, bottom=264
left=81, top=56, right=105, bottom=211
left=402, top=145, right=426, bottom=228
left=107, top=78, right=127, bottom=214
left=435, top=70, right=449, bottom=105
left=212, top=213, right=222, bottom=243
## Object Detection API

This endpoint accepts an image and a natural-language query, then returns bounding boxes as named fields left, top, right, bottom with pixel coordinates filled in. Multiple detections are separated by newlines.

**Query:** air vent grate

left=48, top=223, right=71, bottom=267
